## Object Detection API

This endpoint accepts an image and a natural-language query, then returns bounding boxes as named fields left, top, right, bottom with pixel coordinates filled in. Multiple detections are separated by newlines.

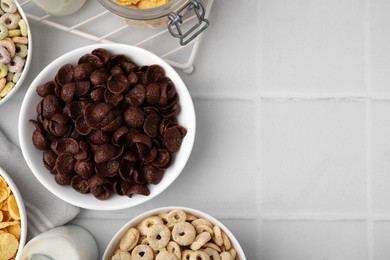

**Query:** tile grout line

left=255, top=0, right=263, bottom=258
left=191, top=93, right=390, bottom=101
left=75, top=210, right=390, bottom=221
left=364, top=0, right=374, bottom=258
left=255, top=98, right=262, bottom=260
left=366, top=99, right=374, bottom=260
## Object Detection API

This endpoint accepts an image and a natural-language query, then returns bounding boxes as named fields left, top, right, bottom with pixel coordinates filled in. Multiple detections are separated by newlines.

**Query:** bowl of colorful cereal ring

left=103, top=206, right=246, bottom=260
left=0, top=167, right=27, bottom=260
left=0, top=0, right=31, bottom=106
left=19, top=43, right=195, bottom=210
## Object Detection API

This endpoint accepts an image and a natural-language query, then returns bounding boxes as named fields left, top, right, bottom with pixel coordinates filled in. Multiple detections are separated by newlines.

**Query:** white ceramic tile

left=260, top=220, right=368, bottom=260
left=373, top=221, right=390, bottom=260
left=261, top=0, right=365, bottom=94
left=178, top=0, right=259, bottom=98
left=371, top=0, right=390, bottom=93
left=261, top=100, right=367, bottom=214
left=371, top=101, right=390, bottom=213
left=138, top=99, right=258, bottom=218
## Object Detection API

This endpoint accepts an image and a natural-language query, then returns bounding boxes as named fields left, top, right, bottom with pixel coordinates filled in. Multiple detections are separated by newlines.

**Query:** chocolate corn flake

left=30, top=48, right=186, bottom=201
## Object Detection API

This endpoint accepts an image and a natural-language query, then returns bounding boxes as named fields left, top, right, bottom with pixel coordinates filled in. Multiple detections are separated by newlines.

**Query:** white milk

left=32, top=0, right=86, bottom=16
left=20, top=225, right=98, bottom=260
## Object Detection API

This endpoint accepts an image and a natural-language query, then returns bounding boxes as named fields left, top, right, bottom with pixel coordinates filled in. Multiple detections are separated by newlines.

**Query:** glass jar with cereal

left=97, top=0, right=209, bottom=45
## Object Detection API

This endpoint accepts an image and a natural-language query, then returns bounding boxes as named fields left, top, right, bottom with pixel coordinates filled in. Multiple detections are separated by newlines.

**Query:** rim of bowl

left=0, top=0, right=33, bottom=106
left=0, top=167, right=28, bottom=259
left=18, top=43, right=196, bottom=210
left=103, top=206, right=246, bottom=260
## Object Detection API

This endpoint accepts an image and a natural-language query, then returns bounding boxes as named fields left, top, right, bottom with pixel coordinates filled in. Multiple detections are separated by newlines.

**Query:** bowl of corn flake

left=0, top=0, right=32, bottom=106
left=0, top=167, right=27, bottom=260
left=103, top=207, right=246, bottom=260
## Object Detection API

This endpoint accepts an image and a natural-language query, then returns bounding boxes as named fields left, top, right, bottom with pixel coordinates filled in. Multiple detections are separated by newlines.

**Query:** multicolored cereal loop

left=0, top=0, right=28, bottom=101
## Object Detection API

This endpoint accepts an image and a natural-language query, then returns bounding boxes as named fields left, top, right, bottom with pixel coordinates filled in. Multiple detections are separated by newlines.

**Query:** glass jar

left=97, top=0, right=209, bottom=45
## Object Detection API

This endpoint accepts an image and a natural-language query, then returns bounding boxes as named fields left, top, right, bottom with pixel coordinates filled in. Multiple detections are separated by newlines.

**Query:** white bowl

left=0, top=167, right=28, bottom=260
left=18, top=43, right=195, bottom=210
left=103, top=206, right=246, bottom=260
left=0, top=0, right=32, bottom=106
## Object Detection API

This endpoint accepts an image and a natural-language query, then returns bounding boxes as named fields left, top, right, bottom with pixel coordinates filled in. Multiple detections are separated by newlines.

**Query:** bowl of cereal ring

left=19, top=43, right=195, bottom=210
left=0, top=167, right=27, bottom=260
left=103, top=207, right=246, bottom=260
left=0, top=0, right=32, bottom=106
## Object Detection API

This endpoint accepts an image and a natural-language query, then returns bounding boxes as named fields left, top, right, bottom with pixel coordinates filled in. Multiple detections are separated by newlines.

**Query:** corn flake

left=6, top=224, right=21, bottom=240
left=0, top=233, right=18, bottom=259
left=7, top=195, right=19, bottom=220
left=0, top=176, right=21, bottom=259
left=0, top=177, right=6, bottom=189
left=0, top=189, right=7, bottom=203
left=113, top=0, right=169, bottom=8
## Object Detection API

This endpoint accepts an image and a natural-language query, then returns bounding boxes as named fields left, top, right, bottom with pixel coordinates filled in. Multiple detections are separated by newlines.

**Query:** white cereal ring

left=0, top=38, right=15, bottom=57
left=167, top=241, right=181, bottom=259
left=189, top=251, right=210, bottom=260
left=221, top=232, right=231, bottom=250
left=119, top=227, right=139, bottom=251
left=172, top=222, right=196, bottom=246
left=192, top=218, right=213, bottom=229
left=18, top=19, right=28, bottom=37
left=111, top=251, right=132, bottom=260
left=220, top=252, right=233, bottom=260
left=0, top=62, right=8, bottom=78
left=196, top=224, right=214, bottom=236
left=155, top=251, right=177, bottom=260
left=146, top=224, right=170, bottom=250
left=158, top=212, right=169, bottom=225
left=0, top=24, right=8, bottom=40
left=203, top=242, right=222, bottom=253
left=137, top=216, right=164, bottom=236
left=203, top=248, right=220, bottom=260
left=0, top=13, right=20, bottom=30
left=15, top=43, right=27, bottom=58
left=229, top=248, right=237, bottom=259
left=0, top=46, right=10, bottom=63
left=167, top=209, right=187, bottom=227
left=186, top=214, right=198, bottom=222
left=181, top=250, right=193, bottom=260
left=131, top=245, right=154, bottom=260
left=212, top=226, right=223, bottom=247
left=153, top=247, right=167, bottom=255
left=1, top=0, right=17, bottom=13
left=190, top=232, right=211, bottom=251
left=7, top=55, right=24, bottom=73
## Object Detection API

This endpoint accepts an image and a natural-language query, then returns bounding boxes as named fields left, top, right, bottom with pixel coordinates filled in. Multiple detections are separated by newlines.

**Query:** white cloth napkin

left=0, top=130, right=80, bottom=240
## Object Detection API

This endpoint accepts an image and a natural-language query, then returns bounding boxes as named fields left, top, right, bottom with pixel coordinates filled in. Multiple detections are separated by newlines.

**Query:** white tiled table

left=1, top=0, right=390, bottom=259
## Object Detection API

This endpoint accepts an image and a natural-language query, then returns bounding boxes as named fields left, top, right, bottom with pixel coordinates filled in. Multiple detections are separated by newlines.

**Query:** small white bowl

left=103, top=206, right=246, bottom=260
left=18, top=43, right=195, bottom=210
left=0, top=167, right=28, bottom=260
left=0, top=0, right=32, bottom=106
